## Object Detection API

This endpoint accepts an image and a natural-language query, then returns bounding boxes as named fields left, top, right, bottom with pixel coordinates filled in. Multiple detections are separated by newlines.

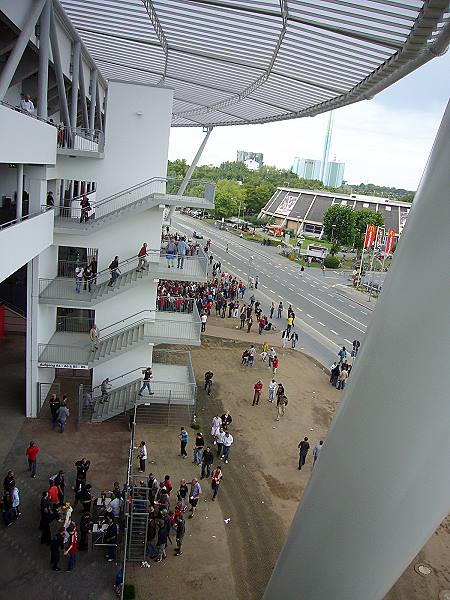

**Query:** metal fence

left=56, top=315, right=94, bottom=333
left=57, top=125, right=104, bottom=152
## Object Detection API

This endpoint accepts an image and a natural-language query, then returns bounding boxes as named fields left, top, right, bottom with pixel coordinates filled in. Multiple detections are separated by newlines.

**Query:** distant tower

left=320, top=111, right=334, bottom=183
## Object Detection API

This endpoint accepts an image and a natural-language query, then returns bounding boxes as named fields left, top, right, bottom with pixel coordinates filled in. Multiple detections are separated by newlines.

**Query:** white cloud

left=168, top=85, right=447, bottom=191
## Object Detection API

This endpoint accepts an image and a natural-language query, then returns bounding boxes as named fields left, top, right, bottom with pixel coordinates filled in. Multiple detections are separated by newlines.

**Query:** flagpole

left=357, top=224, right=368, bottom=290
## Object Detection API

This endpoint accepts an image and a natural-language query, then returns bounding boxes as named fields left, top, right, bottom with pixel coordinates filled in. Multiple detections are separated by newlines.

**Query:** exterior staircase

left=38, top=310, right=202, bottom=368
left=39, top=250, right=208, bottom=306
left=91, top=378, right=141, bottom=422
left=53, top=176, right=215, bottom=235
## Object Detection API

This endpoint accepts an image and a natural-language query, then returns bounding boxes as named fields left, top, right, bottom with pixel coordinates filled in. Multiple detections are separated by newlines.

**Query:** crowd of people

left=2, top=452, right=123, bottom=575
left=329, top=341, right=360, bottom=390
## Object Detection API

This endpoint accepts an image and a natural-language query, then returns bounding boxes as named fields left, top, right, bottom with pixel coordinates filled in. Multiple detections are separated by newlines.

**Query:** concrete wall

left=47, top=82, right=173, bottom=197
left=0, top=106, right=57, bottom=164
left=0, top=210, right=54, bottom=282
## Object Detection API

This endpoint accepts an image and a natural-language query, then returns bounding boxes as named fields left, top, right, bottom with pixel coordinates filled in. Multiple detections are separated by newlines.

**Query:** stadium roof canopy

left=59, top=0, right=450, bottom=127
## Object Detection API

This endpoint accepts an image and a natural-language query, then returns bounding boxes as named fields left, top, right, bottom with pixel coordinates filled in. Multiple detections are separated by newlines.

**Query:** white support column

left=78, top=54, right=89, bottom=128
left=95, top=83, right=103, bottom=132
left=168, top=127, right=213, bottom=220
left=70, top=41, right=81, bottom=129
left=49, top=5, right=70, bottom=127
left=16, top=164, right=24, bottom=220
left=89, top=70, right=97, bottom=131
left=26, top=255, right=39, bottom=418
left=0, top=0, right=47, bottom=100
left=263, top=102, right=450, bottom=600
left=37, top=0, right=51, bottom=119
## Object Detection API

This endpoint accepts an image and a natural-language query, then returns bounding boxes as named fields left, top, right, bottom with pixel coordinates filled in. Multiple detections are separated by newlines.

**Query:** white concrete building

left=0, top=1, right=214, bottom=421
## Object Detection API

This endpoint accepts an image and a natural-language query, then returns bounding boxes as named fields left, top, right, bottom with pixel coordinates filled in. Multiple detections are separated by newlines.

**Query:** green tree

left=167, top=159, right=188, bottom=180
left=323, top=205, right=356, bottom=246
left=213, top=179, right=245, bottom=219
left=353, top=209, right=384, bottom=250
left=242, top=181, right=276, bottom=215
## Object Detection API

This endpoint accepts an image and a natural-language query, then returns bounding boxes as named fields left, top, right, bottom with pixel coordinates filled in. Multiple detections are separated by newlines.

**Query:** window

left=385, top=206, right=391, bottom=212
left=363, top=203, right=369, bottom=208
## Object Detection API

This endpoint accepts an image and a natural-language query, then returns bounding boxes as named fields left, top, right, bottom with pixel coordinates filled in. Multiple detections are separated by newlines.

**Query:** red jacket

left=26, top=446, right=39, bottom=461
left=254, top=382, right=263, bottom=393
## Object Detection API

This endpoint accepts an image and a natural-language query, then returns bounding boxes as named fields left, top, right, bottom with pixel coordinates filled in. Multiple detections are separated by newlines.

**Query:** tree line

left=168, top=159, right=414, bottom=220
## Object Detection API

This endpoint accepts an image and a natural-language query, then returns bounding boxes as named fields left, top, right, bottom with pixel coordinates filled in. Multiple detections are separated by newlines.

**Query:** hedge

left=324, top=255, right=340, bottom=269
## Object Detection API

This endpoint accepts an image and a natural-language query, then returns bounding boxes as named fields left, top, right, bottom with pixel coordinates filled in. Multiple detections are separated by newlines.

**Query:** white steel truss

left=58, top=0, right=450, bottom=127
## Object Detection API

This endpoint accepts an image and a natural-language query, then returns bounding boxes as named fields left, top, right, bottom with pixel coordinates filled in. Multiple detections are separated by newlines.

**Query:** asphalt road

left=172, top=213, right=374, bottom=367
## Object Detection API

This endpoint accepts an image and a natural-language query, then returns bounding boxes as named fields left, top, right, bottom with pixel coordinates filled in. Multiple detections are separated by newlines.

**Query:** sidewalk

left=333, top=284, right=378, bottom=310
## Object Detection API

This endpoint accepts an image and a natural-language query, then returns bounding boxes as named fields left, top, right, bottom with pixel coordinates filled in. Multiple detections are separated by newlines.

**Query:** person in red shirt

left=64, top=522, right=78, bottom=571
left=272, top=356, right=279, bottom=375
left=253, top=380, right=263, bottom=406
left=163, top=475, right=173, bottom=495
left=48, top=479, right=59, bottom=511
left=25, top=441, right=39, bottom=478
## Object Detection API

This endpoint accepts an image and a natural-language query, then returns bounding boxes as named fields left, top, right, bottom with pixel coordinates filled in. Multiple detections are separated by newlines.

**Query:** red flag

left=385, top=229, right=395, bottom=254
left=364, top=225, right=377, bottom=249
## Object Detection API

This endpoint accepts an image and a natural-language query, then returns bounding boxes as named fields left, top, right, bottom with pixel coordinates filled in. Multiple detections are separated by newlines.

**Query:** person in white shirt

left=109, top=496, right=123, bottom=518
left=200, top=312, right=208, bottom=332
left=75, top=266, right=84, bottom=293
left=281, top=329, right=289, bottom=348
left=210, top=414, right=221, bottom=440
left=268, top=347, right=276, bottom=368
left=20, top=94, right=35, bottom=113
left=313, top=440, right=324, bottom=465
left=138, top=441, right=147, bottom=473
left=221, top=431, right=233, bottom=464
left=215, top=427, right=225, bottom=458
left=268, top=379, right=277, bottom=403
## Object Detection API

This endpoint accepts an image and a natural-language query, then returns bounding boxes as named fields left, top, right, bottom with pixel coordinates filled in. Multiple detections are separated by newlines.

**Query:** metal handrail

left=57, top=125, right=104, bottom=152
left=0, top=207, right=53, bottom=231
left=0, top=99, right=55, bottom=126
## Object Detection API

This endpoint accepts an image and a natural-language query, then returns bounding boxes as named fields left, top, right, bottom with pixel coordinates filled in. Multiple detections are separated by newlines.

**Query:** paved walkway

left=0, top=335, right=130, bottom=600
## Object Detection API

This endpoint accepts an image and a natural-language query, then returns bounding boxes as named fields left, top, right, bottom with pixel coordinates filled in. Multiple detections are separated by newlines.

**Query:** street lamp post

left=248, top=255, right=254, bottom=287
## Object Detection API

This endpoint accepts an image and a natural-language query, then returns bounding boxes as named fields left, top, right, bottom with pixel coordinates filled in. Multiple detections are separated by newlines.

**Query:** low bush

left=324, top=255, right=340, bottom=269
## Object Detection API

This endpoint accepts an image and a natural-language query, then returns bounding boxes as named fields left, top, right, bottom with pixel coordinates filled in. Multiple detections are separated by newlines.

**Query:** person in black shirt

left=221, top=412, right=232, bottom=430
left=298, top=437, right=310, bottom=470
left=193, top=433, right=205, bottom=465
left=104, top=518, right=118, bottom=561
left=40, top=491, right=53, bottom=544
left=108, top=256, right=120, bottom=286
left=50, top=528, right=65, bottom=571
left=204, top=371, right=213, bottom=396
left=75, top=458, right=90, bottom=484
left=49, top=394, right=60, bottom=428
left=200, top=446, right=214, bottom=479
left=3, top=471, right=15, bottom=492
left=81, top=484, right=93, bottom=513
left=54, top=470, right=65, bottom=506
left=174, top=515, right=185, bottom=556
left=79, top=512, right=93, bottom=551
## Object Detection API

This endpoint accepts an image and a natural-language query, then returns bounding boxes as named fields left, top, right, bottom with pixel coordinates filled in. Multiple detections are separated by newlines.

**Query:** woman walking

left=211, top=466, right=223, bottom=501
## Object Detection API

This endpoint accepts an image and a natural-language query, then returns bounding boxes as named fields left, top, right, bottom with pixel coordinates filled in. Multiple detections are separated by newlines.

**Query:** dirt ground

left=127, top=316, right=450, bottom=600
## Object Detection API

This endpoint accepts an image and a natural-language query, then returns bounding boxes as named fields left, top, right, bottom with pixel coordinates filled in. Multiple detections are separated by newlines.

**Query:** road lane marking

left=270, top=289, right=275, bottom=293
left=318, top=321, right=326, bottom=326
left=330, top=330, right=339, bottom=335
left=307, top=314, right=314, bottom=319
left=344, top=338, right=352, bottom=344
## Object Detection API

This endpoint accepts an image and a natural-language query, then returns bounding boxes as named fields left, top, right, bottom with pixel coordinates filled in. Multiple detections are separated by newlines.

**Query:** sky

left=168, top=51, right=450, bottom=191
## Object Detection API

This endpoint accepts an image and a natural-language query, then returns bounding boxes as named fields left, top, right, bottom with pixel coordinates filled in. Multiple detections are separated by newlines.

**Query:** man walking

left=298, top=437, right=310, bottom=470
left=265, top=376, right=276, bottom=401
left=178, top=427, right=188, bottom=458
left=200, top=446, right=214, bottom=479
left=100, top=378, right=112, bottom=403
left=313, top=440, right=324, bottom=465
left=204, top=370, right=213, bottom=396
left=138, top=367, right=154, bottom=396
left=89, top=323, right=99, bottom=352
left=108, top=256, right=120, bottom=286
left=188, top=478, right=202, bottom=519
left=64, top=523, right=78, bottom=571
left=337, top=366, right=349, bottom=390
left=281, top=329, right=289, bottom=348
left=137, top=242, right=148, bottom=271
left=270, top=302, right=275, bottom=319
left=221, top=431, right=234, bottom=464
left=211, top=466, right=223, bottom=501
left=56, top=399, right=70, bottom=433
left=276, top=394, right=288, bottom=421
left=200, top=312, right=208, bottom=332
left=290, top=331, right=299, bottom=349
left=338, top=346, right=347, bottom=364
left=50, top=528, right=65, bottom=571
left=25, top=441, right=39, bottom=478
left=253, top=380, right=263, bottom=406
left=49, top=393, right=60, bottom=428
left=177, top=237, right=187, bottom=269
